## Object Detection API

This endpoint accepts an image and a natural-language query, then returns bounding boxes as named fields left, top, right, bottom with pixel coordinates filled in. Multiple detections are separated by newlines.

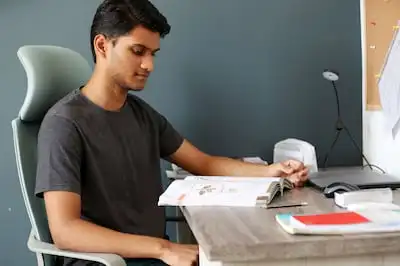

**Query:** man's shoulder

left=43, top=89, right=89, bottom=124
left=38, top=89, right=93, bottom=136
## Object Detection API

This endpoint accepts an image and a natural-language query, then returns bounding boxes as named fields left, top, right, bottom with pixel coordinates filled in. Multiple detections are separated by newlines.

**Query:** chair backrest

left=11, top=45, right=92, bottom=265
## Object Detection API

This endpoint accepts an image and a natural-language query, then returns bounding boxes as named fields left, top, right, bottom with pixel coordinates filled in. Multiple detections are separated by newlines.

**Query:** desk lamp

left=321, top=69, right=372, bottom=169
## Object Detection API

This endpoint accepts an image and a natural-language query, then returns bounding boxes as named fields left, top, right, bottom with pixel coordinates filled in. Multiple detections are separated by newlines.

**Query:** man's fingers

left=289, top=178, right=301, bottom=187
left=280, top=163, right=295, bottom=175
left=300, top=168, right=309, bottom=181
left=286, top=159, right=304, bottom=170
left=180, top=245, right=199, bottom=266
left=287, top=171, right=308, bottom=187
left=292, top=177, right=304, bottom=187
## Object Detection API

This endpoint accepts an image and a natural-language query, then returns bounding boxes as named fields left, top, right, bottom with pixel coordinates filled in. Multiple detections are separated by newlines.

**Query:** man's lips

left=135, top=73, right=149, bottom=78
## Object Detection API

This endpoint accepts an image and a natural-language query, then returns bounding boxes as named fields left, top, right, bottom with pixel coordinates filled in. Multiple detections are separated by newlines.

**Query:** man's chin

left=127, top=82, right=146, bottom=91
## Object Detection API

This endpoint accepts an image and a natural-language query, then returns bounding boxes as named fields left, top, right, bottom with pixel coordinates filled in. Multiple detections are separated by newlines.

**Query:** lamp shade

left=323, top=70, right=339, bottom=81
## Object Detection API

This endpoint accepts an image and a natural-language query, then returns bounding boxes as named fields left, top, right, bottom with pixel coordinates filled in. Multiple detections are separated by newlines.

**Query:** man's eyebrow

left=131, top=43, right=160, bottom=53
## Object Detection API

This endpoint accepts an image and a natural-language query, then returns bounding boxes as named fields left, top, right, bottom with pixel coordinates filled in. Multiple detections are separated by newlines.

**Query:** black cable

left=362, top=164, right=386, bottom=174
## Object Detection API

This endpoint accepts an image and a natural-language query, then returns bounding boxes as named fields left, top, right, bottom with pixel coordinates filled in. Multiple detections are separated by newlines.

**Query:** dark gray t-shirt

left=35, top=88, right=183, bottom=263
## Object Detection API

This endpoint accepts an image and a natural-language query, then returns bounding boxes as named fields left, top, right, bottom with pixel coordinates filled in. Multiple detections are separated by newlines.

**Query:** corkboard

left=364, top=0, right=400, bottom=110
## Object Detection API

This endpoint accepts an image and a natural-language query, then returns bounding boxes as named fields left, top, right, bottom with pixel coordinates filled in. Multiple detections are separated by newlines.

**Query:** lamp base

left=322, top=118, right=371, bottom=169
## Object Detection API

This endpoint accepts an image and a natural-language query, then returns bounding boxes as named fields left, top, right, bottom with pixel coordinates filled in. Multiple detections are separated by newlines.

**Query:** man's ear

left=93, top=34, right=108, bottom=61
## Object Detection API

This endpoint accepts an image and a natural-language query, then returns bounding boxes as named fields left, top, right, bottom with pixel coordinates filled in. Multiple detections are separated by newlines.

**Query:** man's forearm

left=199, top=156, right=276, bottom=177
left=53, top=218, right=168, bottom=259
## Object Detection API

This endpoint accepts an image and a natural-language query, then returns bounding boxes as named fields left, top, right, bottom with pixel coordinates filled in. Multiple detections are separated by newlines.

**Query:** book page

left=185, top=175, right=281, bottom=183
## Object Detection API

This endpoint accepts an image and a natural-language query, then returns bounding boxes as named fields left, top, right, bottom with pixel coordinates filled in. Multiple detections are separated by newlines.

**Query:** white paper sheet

left=378, top=21, right=400, bottom=139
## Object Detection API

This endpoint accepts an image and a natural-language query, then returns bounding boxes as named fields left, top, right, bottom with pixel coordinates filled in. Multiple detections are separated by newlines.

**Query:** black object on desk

left=322, top=182, right=360, bottom=198
left=308, top=168, right=400, bottom=195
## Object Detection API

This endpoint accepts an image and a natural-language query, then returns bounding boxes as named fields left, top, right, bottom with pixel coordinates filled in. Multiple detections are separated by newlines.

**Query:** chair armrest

left=28, top=232, right=126, bottom=266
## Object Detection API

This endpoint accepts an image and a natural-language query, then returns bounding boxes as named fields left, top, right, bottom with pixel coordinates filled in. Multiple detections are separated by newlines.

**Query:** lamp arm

left=331, top=81, right=341, bottom=118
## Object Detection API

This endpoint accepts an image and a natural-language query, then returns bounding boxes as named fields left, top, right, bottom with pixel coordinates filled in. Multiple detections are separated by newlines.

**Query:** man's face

left=99, top=25, right=161, bottom=91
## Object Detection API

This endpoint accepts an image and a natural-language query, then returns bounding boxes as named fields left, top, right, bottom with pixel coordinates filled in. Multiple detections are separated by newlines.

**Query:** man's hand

left=160, top=242, right=199, bottom=266
left=267, top=160, right=309, bottom=187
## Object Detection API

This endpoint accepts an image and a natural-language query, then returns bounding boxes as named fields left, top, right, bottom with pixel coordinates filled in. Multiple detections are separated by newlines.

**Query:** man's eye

left=133, top=49, right=144, bottom=56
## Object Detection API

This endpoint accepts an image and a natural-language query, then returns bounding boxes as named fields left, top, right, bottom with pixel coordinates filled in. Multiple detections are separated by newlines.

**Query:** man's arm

left=44, top=191, right=168, bottom=258
left=144, top=98, right=306, bottom=182
left=169, top=139, right=308, bottom=184
left=37, top=115, right=197, bottom=264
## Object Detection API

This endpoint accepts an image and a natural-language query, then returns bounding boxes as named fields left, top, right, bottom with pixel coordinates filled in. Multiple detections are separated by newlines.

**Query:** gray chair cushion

left=17, top=45, right=92, bottom=122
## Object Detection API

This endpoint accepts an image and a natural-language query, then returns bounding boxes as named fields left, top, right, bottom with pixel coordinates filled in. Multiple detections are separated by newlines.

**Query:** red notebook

left=292, top=212, right=370, bottom=225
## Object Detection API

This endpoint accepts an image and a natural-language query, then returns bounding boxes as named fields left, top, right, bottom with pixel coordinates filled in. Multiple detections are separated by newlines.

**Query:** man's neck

left=81, top=68, right=128, bottom=111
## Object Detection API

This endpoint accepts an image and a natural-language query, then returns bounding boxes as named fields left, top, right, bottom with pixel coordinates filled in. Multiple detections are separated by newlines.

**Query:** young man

left=35, top=1, right=308, bottom=265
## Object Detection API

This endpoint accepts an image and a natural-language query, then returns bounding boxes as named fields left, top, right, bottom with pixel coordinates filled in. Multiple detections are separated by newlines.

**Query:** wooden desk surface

left=181, top=187, right=400, bottom=263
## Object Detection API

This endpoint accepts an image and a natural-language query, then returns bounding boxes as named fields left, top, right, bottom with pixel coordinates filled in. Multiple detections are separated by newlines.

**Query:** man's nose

left=140, top=55, right=154, bottom=72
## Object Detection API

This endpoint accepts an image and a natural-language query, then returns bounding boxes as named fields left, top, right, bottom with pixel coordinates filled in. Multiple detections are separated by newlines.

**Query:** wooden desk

left=181, top=187, right=400, bottom=266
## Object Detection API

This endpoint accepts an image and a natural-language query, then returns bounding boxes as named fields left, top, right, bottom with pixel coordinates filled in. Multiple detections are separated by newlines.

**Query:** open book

left=158, top=176, right=293, bottom=207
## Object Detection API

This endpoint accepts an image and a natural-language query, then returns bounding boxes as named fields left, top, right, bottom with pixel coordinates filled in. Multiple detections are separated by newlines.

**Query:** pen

left=268, top=202, right=308, bottom=209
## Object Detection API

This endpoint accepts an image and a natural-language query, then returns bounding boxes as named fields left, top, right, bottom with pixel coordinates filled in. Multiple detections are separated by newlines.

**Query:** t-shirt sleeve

left=35, top=115, right=82, bottom=198
left=156, top=112, right=184, bottom=158
left=141, top=102, right=183, bottom=158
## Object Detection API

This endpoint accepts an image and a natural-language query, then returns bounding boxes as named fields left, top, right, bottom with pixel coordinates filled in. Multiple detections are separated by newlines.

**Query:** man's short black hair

left=90, top=0, right=171, bottom=62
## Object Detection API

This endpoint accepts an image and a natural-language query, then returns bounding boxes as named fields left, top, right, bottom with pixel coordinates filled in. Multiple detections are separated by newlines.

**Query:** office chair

left=11, top=45, right=126, bottom=266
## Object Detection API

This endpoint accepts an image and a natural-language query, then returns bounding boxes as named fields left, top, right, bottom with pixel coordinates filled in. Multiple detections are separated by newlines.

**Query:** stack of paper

left=334, top=188, right=393, bottom=209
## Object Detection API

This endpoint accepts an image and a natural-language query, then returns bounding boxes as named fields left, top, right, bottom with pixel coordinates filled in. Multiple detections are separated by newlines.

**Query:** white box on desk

left=334, top=188, right=393, bottom=208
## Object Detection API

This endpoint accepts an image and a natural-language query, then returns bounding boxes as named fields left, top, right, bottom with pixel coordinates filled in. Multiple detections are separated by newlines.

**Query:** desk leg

left=199, top=247, right=400, bottom=266
left=175, top=206, right=197, bottom=244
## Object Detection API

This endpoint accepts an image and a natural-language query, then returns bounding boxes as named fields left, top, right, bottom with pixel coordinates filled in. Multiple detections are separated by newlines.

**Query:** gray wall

left=0, top=0, right=362, bottom=265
